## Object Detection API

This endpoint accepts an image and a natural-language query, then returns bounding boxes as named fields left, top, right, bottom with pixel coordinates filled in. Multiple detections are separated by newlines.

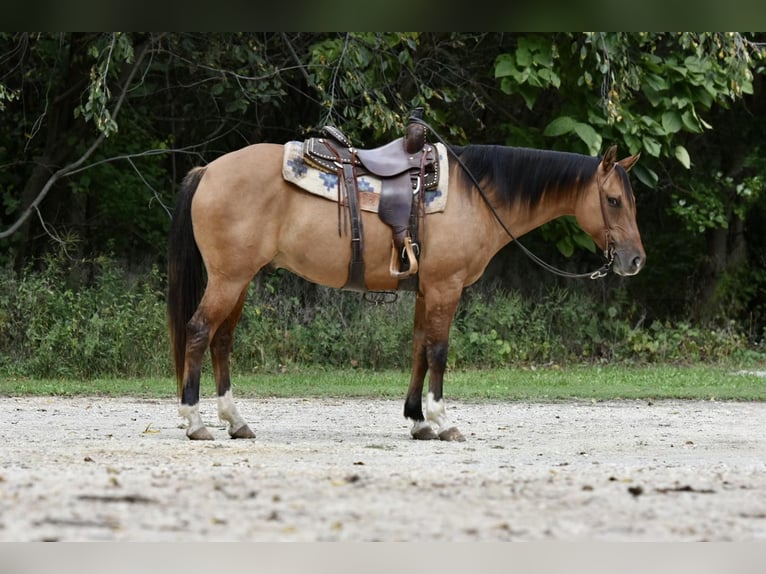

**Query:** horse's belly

left=273, top=203, right=399, bottom=290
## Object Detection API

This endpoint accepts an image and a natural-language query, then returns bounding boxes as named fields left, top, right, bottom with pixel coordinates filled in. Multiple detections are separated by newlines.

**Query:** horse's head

left=576, top=145, right=645, bottom=277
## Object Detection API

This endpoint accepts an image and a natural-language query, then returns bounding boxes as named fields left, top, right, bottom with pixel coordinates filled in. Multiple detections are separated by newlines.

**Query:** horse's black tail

left=167, top=167, right=207, bottom=398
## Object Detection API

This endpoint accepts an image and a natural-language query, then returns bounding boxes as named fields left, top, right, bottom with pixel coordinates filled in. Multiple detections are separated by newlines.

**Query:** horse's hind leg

left=179, top=279, right=250, bottom=440
left=179, top=308, right=215, bottom=440
left=211, top=286, right=255, bottom=439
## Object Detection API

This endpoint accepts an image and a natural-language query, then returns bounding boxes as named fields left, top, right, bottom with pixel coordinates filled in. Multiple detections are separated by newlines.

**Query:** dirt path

left=1, top=396, right=765, bottom=541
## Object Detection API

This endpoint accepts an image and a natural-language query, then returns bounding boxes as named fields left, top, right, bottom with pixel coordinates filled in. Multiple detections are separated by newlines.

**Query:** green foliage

left=670, top=163, right=765, bottom=234
left=306, top=33, right=430, bottom=141
left=2, top=32, right=766, bottom=364
left=460, top=284, right=756, bottom=366
left=70, top=131, right=174, bottom=257
left=710, top=263, right=766, bottom=342
left=542, top=115, right=602, bottom=156
left=0, top=253, right=168, bottom=378
left=538, top=216, right=597, bottom=258
left=232, top=270, right=413, bottom=370
left=1, top=259, right=761, bottom=380
left=73, top=33, right=134, bottom=136
left=495, top=36, right=560, bottom=111
left=0, top=82, right=18, bottom=112
left=624, top=320, right=751, bottom=363
left=494, top=33, right=764, bottom=186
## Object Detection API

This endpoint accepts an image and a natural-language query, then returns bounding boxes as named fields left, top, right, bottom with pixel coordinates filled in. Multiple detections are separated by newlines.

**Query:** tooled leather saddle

left=302, top=109, right=439, bottom=291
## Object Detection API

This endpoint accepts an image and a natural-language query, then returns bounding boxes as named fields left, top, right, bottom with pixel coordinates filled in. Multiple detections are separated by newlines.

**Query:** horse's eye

left=607, top=197, right=621, bottom=208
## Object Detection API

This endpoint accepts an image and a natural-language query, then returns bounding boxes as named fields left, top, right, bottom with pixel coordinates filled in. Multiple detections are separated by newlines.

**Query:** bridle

left=596, top=164, right=617, bottom=268
left=411, top=116, right=617, bottom=280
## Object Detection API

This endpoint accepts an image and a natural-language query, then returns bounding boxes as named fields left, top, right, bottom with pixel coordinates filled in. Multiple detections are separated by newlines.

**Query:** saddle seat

left=301, top=112, right=439, bottom=288
left=302, top=126, right=439, bottom=188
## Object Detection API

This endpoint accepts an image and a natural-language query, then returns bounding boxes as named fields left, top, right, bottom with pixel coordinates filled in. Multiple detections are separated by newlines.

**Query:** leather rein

left=411, top=117, right=616, bottom=280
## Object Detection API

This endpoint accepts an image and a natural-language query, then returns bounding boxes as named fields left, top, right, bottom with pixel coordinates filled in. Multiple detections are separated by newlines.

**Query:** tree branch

left=0, top=36, right=152, bottom=240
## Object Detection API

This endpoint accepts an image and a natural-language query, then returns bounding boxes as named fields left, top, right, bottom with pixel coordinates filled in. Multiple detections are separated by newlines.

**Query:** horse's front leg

left=405, top=288, right=465, bottom=441
left=211, top=289, right=255, bottom=439
left=404, top=294, right=438, bottom=440
left=424, top=345, right=465, bottom=442
left=425, top=288, right=465, bottom=442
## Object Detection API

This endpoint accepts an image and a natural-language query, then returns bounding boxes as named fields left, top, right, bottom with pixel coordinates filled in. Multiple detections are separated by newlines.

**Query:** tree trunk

left=12, top=34, right=86, bottom=270
left=694, top=201, right=748, bottom=322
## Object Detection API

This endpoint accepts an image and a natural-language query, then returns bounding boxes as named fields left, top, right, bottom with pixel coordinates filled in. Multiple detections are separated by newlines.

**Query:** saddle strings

left=410, top=116, right=614, bottom=280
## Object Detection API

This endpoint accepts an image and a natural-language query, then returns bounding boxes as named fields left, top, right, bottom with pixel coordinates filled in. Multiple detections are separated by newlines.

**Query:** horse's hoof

left=411, top=426, right=439, bottom=440
left=229, top=424, right=256, bottom=439
left=187, top=427, right=214, bottom=440
left=439, top=427, right=465, bottom=442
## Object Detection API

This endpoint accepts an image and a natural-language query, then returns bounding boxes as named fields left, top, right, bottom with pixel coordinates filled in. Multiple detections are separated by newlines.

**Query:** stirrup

left=389, top=237, right=419, bottom=280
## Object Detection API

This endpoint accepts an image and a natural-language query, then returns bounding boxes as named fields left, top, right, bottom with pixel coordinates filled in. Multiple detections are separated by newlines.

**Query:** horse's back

left=189, top=143, right=369, bottom=288
left=199, top=143, right=284, bottom=193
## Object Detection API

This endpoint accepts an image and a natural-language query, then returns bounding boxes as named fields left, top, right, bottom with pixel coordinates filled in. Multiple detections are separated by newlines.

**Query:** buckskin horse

left=167, top=121, right=644, bottom=442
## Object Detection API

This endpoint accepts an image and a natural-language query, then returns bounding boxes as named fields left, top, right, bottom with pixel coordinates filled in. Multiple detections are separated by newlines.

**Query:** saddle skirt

left=282, top=141, right=449, bottom=214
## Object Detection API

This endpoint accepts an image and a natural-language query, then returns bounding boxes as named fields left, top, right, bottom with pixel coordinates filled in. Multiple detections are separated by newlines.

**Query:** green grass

left=1, top=364, right=765, bottom=401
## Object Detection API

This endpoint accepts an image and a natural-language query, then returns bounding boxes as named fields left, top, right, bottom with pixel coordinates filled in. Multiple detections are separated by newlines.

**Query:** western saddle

left=302, top=109, right=439, bottom=291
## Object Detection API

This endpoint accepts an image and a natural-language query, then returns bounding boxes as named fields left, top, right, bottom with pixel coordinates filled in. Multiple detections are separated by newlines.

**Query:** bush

left=449, top=282, right=759, bottom=367
left=232, top=270, right=414, bottom=370
left=0, top=254, right=168, bottom=378
left=0, top=256, right=761, bottom=380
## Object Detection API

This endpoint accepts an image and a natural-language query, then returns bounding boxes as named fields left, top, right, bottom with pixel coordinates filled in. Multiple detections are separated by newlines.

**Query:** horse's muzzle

left=612, top=249, right=645, bottom=277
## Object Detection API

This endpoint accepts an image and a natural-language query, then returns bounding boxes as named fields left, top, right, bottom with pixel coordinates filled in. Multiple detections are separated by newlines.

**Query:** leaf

left=645, top=73, right=669, bottom=92
left=531, top=39, right=554, bottom=67
left=641, top=85, right=664, bottom=108
left=683, top=55, right=708, bottom=75
left=518, top=85, right=537, bottom=110
left=573, top=232, right=596, bottom=253
left=543, top=116, right=577, bottom=137
left=556, top=236, right=574, bottom=257
left=674, top=145, right=691, bottom=169
left=538, top=68, right=561, bottom=88
left=624, top=134, right=642, bottom=155
left=641, top=135, right=662, bottom=157
left=573, top=122, right=602, bottom=156
left=633, top=164, right=658, bottom=189
left=499, top=77, right=514, bottom=95
left=661, top=111, right=682, bottom=134
left=516, top=40, right=532, bottom=67
left=494, top=54, right=517, bottom=78
left=681, top=110, right=703, bottom=133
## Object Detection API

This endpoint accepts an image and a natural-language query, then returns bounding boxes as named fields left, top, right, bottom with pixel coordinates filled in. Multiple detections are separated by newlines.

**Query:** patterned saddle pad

left=282, top=141, right=449, bottom=214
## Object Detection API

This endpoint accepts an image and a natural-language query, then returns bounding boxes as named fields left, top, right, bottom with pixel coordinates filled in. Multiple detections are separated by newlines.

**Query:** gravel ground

left=1, top=396, right=765, bottom=541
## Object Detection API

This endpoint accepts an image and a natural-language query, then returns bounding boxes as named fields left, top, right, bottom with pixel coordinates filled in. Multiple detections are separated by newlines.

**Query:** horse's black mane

left=451, top=145, right=631, bottom=207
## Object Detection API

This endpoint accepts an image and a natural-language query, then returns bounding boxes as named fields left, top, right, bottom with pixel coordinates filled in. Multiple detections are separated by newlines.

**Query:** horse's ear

left=618, top=152, right=641, bottom=173
left=601, top=145, right=618, bottom=172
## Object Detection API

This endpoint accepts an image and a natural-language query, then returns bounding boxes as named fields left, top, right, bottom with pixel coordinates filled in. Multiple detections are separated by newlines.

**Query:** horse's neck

left=505, top=147, right=586, bottom=230
left=495, top=192, right=576, bottom=244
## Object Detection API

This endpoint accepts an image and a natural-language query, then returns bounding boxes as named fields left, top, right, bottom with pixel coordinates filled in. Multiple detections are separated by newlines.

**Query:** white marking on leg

left=410, top=419, right=432, bottom=437
left=217, top=390, right=247, bottom=434
left=179, top=402, right=206, bottom=437
left=426, top=392, right=450, bottom=433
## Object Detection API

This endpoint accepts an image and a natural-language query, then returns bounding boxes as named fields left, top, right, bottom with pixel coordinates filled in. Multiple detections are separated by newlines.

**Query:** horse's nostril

left=632, top=255, right=643, bottom=270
